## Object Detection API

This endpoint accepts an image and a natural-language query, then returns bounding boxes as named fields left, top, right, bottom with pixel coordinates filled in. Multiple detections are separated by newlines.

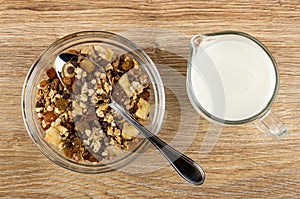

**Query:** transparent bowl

left=22, top=31, right=165, bottom=173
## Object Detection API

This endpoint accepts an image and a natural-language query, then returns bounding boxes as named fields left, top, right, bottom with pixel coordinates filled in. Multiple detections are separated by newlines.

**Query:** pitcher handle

left=254, top=110, right=288, bottom=139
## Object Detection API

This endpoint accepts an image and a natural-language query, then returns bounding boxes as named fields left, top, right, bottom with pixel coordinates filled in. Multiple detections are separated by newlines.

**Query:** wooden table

left=0, top=0, right=299, bottom=198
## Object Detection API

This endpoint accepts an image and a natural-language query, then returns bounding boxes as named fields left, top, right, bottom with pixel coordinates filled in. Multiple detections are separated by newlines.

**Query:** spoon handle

left=110, top=101, right=205, bottom=185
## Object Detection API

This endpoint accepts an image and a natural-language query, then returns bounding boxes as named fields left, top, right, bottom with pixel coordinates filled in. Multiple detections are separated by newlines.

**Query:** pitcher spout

left=190, top=33, right=215, bottom=52
left=190, top=34, right=203, bottom=50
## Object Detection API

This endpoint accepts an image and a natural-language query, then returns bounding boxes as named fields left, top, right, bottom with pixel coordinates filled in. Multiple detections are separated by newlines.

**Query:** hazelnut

left=63, top=63, right=75, bottom=78
left=121, top=56, right=134, bottom=71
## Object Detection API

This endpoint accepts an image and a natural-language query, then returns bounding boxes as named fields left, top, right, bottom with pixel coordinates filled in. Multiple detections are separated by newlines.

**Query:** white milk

left=190, top=37, right=276, bottom=121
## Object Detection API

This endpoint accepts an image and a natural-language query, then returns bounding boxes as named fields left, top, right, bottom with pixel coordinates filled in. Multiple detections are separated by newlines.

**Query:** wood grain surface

left=0, top=0, right=299, bottom=198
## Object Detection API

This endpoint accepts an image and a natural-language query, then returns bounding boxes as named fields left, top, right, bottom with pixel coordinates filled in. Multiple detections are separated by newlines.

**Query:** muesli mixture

left=35, top=45, right=151, bottom=163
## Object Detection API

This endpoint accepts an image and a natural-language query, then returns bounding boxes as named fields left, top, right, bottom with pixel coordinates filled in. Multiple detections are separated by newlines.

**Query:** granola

left=35, top=45, right=151, bottom=163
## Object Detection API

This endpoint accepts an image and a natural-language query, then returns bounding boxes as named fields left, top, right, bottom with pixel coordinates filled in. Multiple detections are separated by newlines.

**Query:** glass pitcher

left=186, top=31, right=287, bottom=139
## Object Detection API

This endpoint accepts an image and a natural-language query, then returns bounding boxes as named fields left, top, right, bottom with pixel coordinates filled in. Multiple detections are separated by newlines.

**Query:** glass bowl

left=22, top=31, right=165, bottom=173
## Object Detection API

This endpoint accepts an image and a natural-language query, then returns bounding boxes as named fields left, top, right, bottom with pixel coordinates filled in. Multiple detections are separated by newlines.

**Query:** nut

left=63, top=63, right=75, bottom=78
left=72, top=101, right=83, bottom=115
left=121, top=56, right=134, bottom=71
left=66, top=49, right=79, bottom=54
left=43, top=111, right=58, bottom=123
left=88, top=89, right=95, bottom=96
left=46, top=68, right=57, bottom=79
left=55, top=124, right=69, bottom=137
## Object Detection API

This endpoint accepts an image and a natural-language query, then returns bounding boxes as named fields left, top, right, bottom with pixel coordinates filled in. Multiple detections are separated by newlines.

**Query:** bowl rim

left=22, top=30, right=165, bottom=173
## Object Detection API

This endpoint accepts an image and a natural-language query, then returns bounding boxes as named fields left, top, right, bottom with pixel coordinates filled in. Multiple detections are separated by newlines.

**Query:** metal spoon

left=55, top=53, right=205, bottom=185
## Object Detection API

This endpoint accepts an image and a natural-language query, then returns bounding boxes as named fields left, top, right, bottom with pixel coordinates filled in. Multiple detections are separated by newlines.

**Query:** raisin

left=63, top=122, right=74, bottom=132
left=64, top=141, right=73, bottom=148
left=36, top=100, right=44, bottom=108
left=57, top=89, right=63, bottom=95
left=62, top=92, right=70, bottom=99
left=101, top=121, right=108, bottom=130
left=139, top=89, right=150, bottom=101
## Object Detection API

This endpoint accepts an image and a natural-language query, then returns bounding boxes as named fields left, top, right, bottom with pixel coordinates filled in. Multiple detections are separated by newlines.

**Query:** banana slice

left=135, top=98, right=150, bottom=120
left=122, top=123, right=139, bottom=140
left=94, top=45, right=114, bottom=62
left=45, top=126, right=62, bottom=146
left=118, top=73, right=133, bottom=97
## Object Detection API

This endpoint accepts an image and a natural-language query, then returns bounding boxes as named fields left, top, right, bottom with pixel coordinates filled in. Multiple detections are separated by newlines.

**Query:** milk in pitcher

left=189, top=36, right=277, bottom=122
